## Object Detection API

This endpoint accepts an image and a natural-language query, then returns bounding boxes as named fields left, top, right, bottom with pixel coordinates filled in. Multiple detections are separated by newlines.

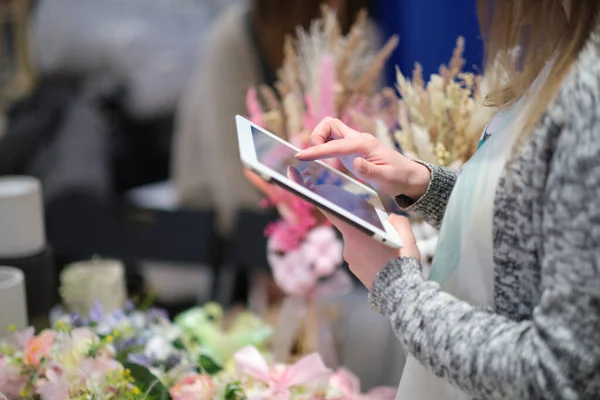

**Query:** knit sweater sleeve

left=395, top=162, right=458, bottom=229
left=369, top=115, right=600, bottom=398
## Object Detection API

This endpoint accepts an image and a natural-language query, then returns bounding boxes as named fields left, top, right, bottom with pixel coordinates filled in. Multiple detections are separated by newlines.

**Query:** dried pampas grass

left=247, top=12, right=492, bottom=170
left=394, top=37, right=494, bottom=168
left=247, top=6, right=398, bottom=144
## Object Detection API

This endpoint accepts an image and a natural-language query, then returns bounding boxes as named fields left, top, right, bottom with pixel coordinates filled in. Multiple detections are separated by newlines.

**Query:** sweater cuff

left=395, top=160, right=433, bottom=209
left=368, top=257, right=422, bottom=315
left=395, top=161, right=455, bottom=212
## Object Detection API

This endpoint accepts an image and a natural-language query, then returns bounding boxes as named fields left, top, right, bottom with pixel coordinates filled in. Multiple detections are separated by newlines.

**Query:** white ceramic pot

left=0, top=266, right=28, bottom=338
left=0, top=176, right=45, bottom=258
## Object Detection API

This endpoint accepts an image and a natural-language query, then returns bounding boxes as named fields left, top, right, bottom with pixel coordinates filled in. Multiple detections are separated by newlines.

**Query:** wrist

left=397, top=161, right=431, bottom=200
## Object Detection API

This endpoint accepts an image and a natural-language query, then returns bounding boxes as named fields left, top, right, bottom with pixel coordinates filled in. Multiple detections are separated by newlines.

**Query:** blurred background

left=0, top=0, right=481, bottom=390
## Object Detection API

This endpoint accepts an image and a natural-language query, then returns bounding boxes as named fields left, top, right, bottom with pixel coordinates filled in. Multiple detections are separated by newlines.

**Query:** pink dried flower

left=317, top=54, right=336, bottom=120
left=302, top=95, right=317, bottom=132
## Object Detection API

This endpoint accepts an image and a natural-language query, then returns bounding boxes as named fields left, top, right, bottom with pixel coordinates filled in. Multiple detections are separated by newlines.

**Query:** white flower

left=153, top=323, right=181, bottom=343
left=130, top=312, right=147, bottom=329
left=145, top=336, right=176, bottom=362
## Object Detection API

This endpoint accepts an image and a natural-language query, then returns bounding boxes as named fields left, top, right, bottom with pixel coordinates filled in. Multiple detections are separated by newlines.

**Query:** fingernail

left=295, top=151, right=304, bottom=157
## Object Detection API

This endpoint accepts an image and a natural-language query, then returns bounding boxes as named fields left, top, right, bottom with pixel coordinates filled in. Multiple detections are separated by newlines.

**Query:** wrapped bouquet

left=246, top=10, right=491, bottom=290
left=246, top=7, right=399, bottom=297
left=245, top=6, right=399, bottom=363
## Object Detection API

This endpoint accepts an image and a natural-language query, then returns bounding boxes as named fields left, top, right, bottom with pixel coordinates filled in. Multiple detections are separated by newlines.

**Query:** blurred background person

left=171, top=0, right=372, bottom=236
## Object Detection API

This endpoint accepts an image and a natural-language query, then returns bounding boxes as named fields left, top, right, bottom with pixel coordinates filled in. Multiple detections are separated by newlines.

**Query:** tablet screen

left=251, top=126, right=384, bottom=230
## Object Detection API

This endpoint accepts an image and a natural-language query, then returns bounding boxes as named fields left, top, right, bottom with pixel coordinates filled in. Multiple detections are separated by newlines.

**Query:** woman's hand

left=296, top=117, right=431, bottom=200
left=327, top=213, right=420, bottom=289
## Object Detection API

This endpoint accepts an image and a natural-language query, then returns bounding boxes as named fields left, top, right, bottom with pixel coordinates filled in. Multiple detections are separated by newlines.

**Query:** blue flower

left=111, top=308, right=126, bottom=321
left=127, top=352, right=153, bottom=367
left=89, top=301, right=104, bottom=322
left=69, top=312, right=87, bottom=327
left=115, top=337, right=138, bottom=352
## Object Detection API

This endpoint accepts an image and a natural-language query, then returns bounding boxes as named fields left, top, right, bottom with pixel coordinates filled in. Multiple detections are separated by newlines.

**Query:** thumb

left=352, top=157, right=380, bottom=180
left=388, top=214, right=420, bottom=261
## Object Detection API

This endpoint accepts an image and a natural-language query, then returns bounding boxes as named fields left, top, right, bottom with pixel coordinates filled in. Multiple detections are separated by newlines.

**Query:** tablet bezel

left=236, top=115, right=403, bottom=249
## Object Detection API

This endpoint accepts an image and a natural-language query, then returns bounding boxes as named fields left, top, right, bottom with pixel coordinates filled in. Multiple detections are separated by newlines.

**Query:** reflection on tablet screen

left=252, top=126, right=384, bottom=230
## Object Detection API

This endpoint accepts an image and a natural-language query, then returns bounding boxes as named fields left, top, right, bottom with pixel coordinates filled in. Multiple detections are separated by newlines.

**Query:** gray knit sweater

left=369, top=29, right=600, bottom=400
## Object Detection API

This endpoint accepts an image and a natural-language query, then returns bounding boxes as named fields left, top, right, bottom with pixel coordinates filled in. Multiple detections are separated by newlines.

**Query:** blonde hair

left=478, top=0, right=599, bottom=136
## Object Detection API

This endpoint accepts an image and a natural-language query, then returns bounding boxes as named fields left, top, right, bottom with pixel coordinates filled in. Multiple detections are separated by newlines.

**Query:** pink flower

left=268, top=226, right=344, bottom=296
left=36, top=376, right=70, bottom=400
left=169, top=374, right=214, bottom=400
left=316, top=54, right=336, bottom=121
left=24, top=330, right=55, bottom=367
left=265, top=195, right=318, bottom=253
left=329, top=368, right=397, bottom=400
left=329, top=368, right=361, bottom=398
left=269, top=244, right=318, bottom=295
left=36, top=361, right=71, bottom=400
left=60, top=328, right=101, bottom=378
left=364, top=386, right=398, bottom=400
left=302, top=226, right=343, bottom=277
left=0, top=355, right=28, bottom=399
left=234, top=346, right=331, bottom=399
left=78, top=357, right=121, bottom=382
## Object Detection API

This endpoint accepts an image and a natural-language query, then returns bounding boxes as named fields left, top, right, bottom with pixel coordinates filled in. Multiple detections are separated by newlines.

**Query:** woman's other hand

left=328, top=213, right=420, bottom=289
left=296, top=117, right=431, bottom=200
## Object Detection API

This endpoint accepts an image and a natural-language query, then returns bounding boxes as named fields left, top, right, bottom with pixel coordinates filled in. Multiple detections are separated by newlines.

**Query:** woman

left=297, top=0, right=600, bottom=399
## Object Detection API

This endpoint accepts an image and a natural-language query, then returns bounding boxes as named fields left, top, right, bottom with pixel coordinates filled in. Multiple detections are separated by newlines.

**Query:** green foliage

left=223, top=382, right=247, bottom=400
left=123, top=363, right=171, bottom=400
left=197, top=354, right=223, bottom=375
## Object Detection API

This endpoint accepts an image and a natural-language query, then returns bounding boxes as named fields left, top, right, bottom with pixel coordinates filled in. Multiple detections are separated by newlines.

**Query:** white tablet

left=236, top=115, right=403, bottom=249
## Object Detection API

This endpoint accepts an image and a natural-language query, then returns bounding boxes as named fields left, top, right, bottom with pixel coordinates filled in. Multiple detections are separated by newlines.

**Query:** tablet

left=236, top=115, right=403, bottom=249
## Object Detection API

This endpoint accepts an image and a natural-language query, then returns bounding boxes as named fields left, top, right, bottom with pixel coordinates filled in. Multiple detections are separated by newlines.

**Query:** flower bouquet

left=0, top=323, right=143, bottom=399
left=247, top=6, right=492, bottom=289
left=245, top=6, right=399, bottom=364
left=1, top=303, right=396, bottom=399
